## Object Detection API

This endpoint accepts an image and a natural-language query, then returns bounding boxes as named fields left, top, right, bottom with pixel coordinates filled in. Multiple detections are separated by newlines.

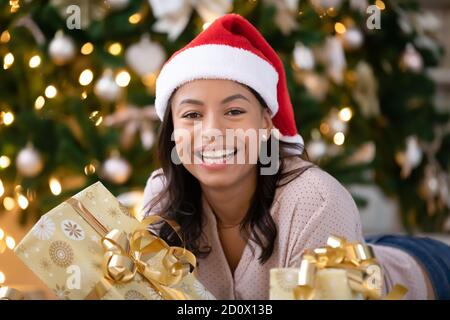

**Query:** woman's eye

left=182, top=112, right=201, bottom=119
left=226, top=109, right=245, bottom=116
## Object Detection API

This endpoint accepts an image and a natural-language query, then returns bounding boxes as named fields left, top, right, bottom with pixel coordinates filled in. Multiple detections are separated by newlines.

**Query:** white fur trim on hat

left=279, top=134, right=305, bottom=155
left=279, top=133, right=304, bottom=145
left=155, top=44, right=279, bottom=120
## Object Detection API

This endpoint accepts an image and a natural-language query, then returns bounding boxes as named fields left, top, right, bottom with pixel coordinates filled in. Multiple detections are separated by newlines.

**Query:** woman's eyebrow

left=178, top=94, right=250, bottom=107
left=221, top=94, right=250, bottom=104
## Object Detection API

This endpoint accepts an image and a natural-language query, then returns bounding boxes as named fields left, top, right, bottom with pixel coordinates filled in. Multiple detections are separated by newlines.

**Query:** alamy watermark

left=63, top=4, right=382, bottom=30
left=170, top=124, right=281, bottom=176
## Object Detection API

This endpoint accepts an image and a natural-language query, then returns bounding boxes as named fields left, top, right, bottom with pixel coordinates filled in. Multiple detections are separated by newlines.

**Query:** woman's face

left=170, top=79, right=272, bottom=189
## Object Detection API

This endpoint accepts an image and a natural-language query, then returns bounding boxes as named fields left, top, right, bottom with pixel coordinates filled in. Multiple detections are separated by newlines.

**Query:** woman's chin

left=190, top=164, right=240, bottom=188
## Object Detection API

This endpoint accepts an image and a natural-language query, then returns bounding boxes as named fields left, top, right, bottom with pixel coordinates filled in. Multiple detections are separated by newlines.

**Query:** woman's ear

left=262, top=107, right=273, bottom=131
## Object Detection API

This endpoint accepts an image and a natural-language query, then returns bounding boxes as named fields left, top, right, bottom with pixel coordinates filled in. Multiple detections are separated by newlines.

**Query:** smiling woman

left=142, top=14, right=447, bottom=300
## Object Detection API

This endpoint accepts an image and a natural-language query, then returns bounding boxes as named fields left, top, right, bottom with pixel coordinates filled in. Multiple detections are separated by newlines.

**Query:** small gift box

left=14, top=181, right=215, bottom=300
left=270, top=235, right=408, bottom=300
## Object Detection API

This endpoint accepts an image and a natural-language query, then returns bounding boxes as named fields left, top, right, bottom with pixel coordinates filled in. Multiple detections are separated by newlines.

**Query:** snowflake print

left=85, top=191, right=95, bottom=200
left=32, top=215, right=55, bottom=240
left=191, top=280, right=216, bottom=300
left=274, top=269, right=298, bottom=291
left=53, top=284, right=70, bottom=300
left=61, top=220, right=85, bottom=240
left=49, top=240, right=74, bottom=268
left=124, top=290, right=147, bottom=300
left=39, top=258, right=52, bottom=271
left=107, top=207, right=120, bottom=218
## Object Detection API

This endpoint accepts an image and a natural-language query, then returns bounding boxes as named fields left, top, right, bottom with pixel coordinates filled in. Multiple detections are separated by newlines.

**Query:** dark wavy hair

left=144, top=85, right=316, bottom=264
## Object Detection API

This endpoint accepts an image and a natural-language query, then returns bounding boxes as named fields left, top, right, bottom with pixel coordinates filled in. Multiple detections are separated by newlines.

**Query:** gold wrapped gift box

left=13, top=182, right=215, bottom=300
left=270, top=235, right=408, bottom=300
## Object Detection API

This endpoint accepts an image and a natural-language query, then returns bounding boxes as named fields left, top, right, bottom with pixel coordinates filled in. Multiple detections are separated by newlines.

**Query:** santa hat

left=154, top=13, right=304, bottom=148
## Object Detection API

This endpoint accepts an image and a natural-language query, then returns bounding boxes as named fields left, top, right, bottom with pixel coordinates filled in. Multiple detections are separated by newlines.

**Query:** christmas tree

left=0, top=0, right=448, bottom=235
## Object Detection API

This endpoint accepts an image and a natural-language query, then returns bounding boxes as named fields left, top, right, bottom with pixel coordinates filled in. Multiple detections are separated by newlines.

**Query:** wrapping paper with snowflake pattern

left=14, top=181, right=215, bottom=300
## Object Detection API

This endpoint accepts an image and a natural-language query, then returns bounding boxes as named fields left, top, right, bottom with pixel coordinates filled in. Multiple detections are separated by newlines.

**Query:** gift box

left=270, top=268, right=363, bottom=300
left=14, top=181, right=215, bottom=300
left=270, top=235, right=408, bottom=300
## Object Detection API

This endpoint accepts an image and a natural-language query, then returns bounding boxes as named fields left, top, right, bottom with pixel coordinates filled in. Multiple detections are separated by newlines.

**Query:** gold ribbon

left=87, top=217, right=196, bottom=300
left=67, top=197, right=196, bottom=300
left=0, top=287, right=24, bottom=300
left=293, top=235, right=408, bottom=300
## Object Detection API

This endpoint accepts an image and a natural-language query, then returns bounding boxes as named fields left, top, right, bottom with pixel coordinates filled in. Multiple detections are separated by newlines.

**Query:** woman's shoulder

left=276, top=157, right=359, bottom=215
left=279, top=157, right=352, bottom=201
left=275, top=157, right=364, bottom=248
left=142, top=168, right=167, bottom=213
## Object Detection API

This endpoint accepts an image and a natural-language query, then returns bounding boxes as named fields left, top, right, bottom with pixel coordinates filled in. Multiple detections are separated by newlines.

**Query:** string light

left=49, top=177, right=62, bottom=195
left=326, top=7, right=337, bottom=17
left=79, top=69, right=94, bottom=86
left=339, top=107, right=353, bottom=122
left=0, top=156, right=11, bottom=169
left=115, top=70, right=131, bottom=87
left=84, top=163, right=96, bottom=175
left=2, top=111, right=15, bottom=126
left=333, top=132, right=345, bottom=145
left=34, top=96, right=45, bottom=110
left=28, top=55, right=41, bottom=68
left=3, top=197, right=16, bottom=211
left=81, top=42, right=94, bottom=55
left=3, top=52, right=14, bottom=69
left=9, top=0, right=20, bottom=13
left=108, top=42, right=122, bottom=56
left=45, top=85, right=57, bottom=98
left=5, top=236, right=15, bottom=249
left=17, top=194, right=29, bottom=210
left=0, top=228, right=4, bottom=240
left=0, top=179, right=4, bottom=197
left=1, top=30, right=11, bottom=43
left=128, top=13, right=142, bottom=24
left=89, top=111, right=103, bottom=126
left=334, top=22, right=346, bottom=34
left=0, top=271, right=5, bottom=284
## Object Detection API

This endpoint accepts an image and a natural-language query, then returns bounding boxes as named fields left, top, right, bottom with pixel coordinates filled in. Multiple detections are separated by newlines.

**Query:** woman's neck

left=201, top=168, right=257, bottom=226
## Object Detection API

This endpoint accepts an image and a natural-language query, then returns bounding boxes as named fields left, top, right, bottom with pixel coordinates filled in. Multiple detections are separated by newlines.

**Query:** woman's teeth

left=201, top=149, right=236, bottom=164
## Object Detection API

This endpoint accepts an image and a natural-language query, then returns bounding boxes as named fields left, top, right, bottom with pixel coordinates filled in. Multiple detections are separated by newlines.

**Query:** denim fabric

left=365, top=234, right=450, bottom=300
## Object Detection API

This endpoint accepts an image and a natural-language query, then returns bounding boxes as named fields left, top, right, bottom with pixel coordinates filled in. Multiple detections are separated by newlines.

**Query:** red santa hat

left=155, top=13, right=304, bottom=148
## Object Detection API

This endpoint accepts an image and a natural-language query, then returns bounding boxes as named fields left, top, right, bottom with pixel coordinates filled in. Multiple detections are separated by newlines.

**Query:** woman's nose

left=200, top=112, right=226, bottom=139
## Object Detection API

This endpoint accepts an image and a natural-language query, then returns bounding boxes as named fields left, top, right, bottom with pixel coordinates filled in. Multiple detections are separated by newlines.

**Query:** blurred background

left=0, top=0, right=449, bottom=299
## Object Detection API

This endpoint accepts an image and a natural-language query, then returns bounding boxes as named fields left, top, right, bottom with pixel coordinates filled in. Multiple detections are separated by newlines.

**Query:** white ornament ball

left=293, top=42, right=315, bottom=71
left=307, top=140, right=327, bottom=161
left=401, top=44, right=423, bottom=72
left=343, top=28, right=363, bottom=50
left=405, top=135, right=423, bottom=168
left=49, top=31, right=76, bottom=65
left=94, top=70, right=122, bottom=102
left=125, top=35, right=166, bottom=78
left=16, top=145, right=44, bottom=177
left=102, top=156, right=132, bottom=184
left=105, top=0, right=130, bottom=10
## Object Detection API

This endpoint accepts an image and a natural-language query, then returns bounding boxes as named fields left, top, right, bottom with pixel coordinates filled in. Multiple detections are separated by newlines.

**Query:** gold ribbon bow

left=86, top=216, right=196, bottom=300
left=293, top=235, right=408, bottom=300
left=0, top=287, right=24, bottom=300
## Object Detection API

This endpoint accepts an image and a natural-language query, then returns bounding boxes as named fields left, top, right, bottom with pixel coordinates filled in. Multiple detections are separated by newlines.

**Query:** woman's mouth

left=195, top=148, right=238, bottom=165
